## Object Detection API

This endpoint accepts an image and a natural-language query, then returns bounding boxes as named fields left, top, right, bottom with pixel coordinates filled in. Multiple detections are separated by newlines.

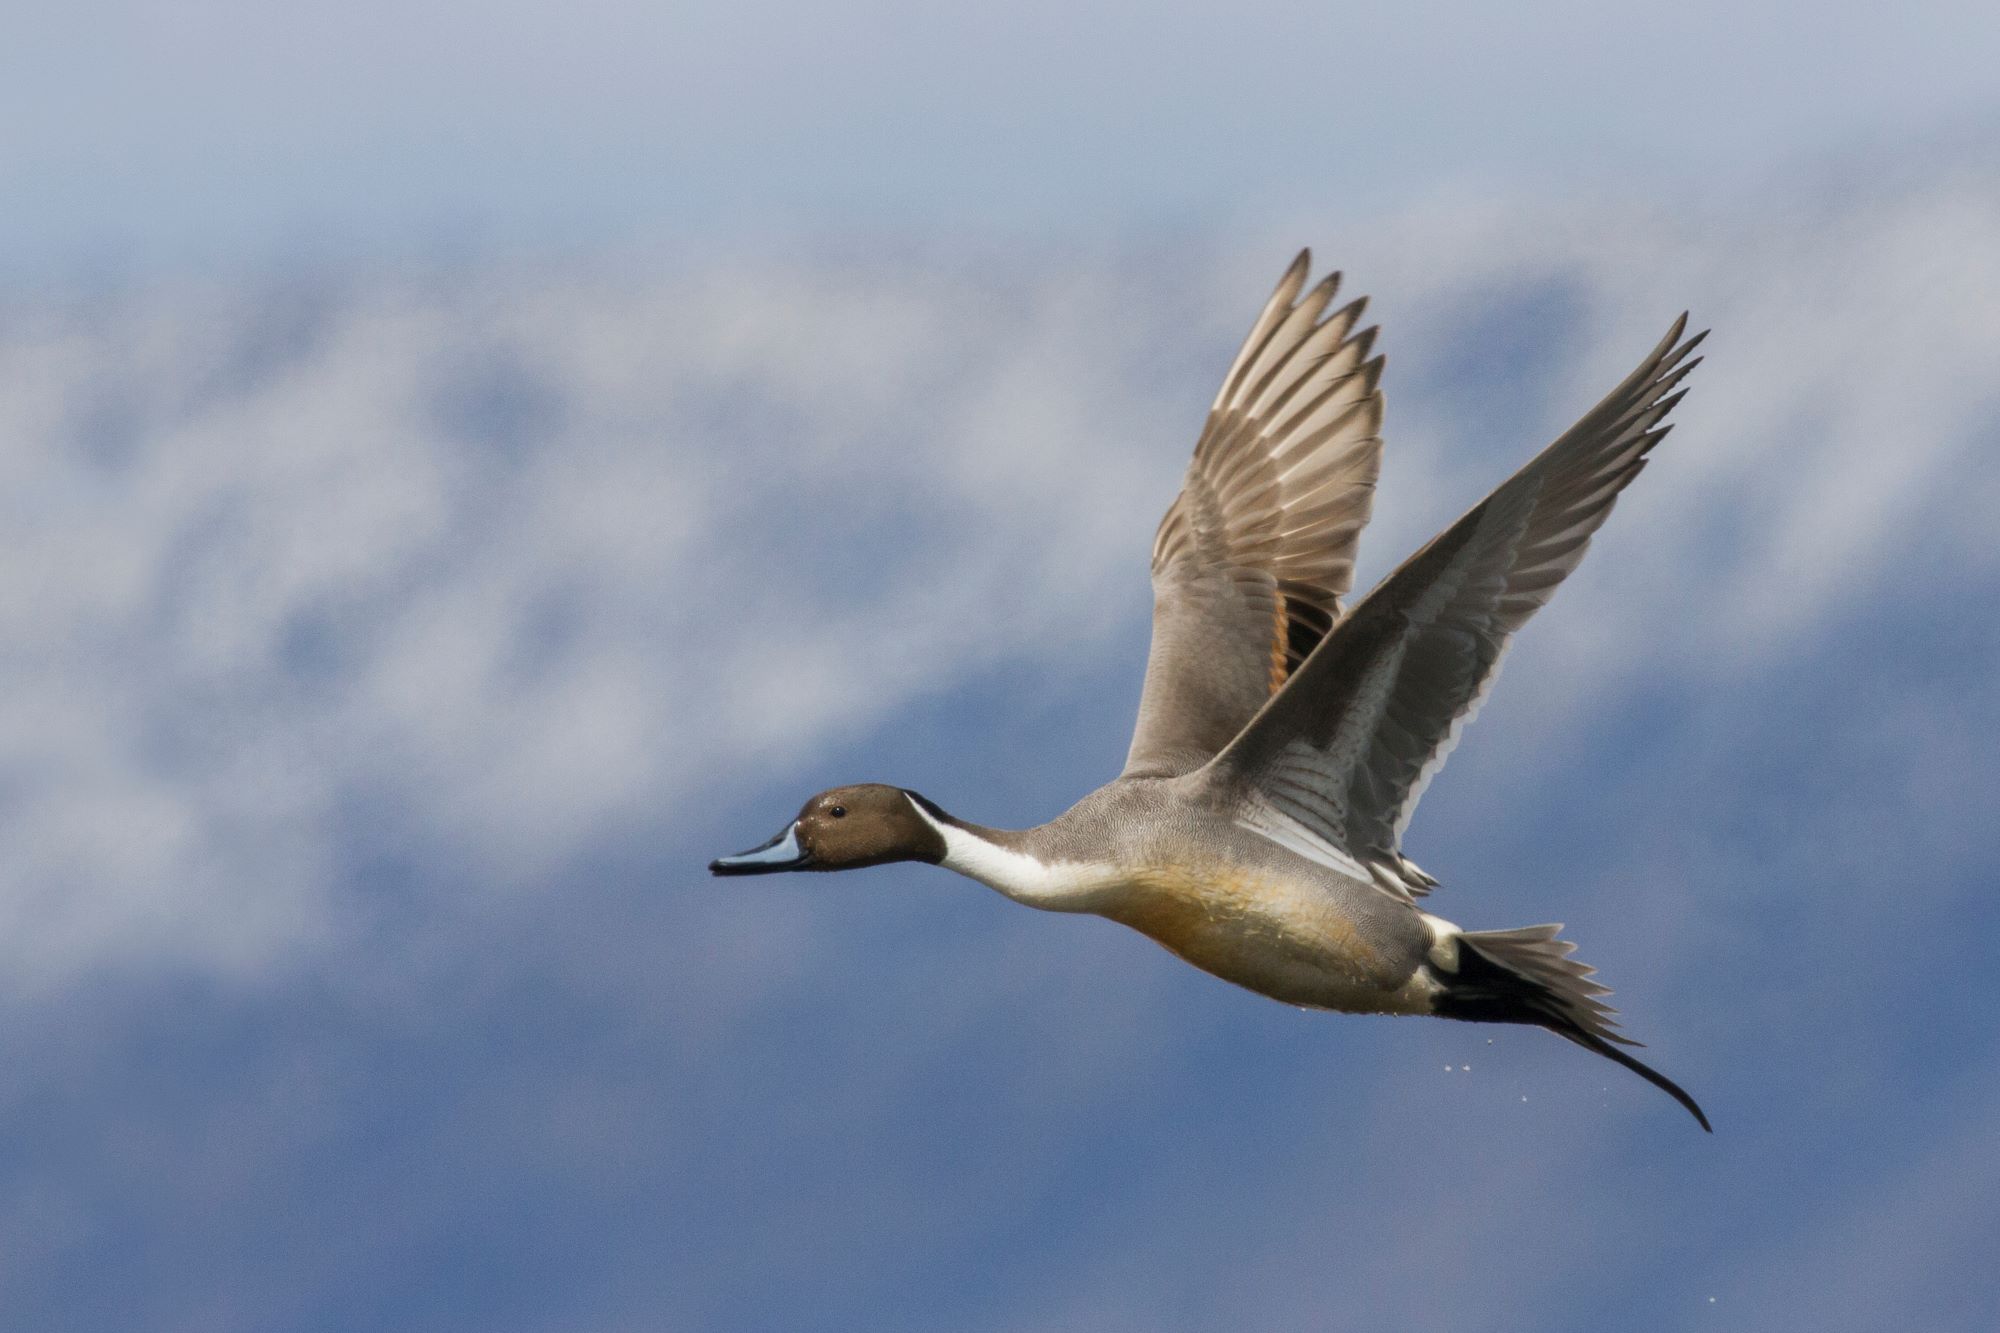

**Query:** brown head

left=709, top=783, right=949, bottom=876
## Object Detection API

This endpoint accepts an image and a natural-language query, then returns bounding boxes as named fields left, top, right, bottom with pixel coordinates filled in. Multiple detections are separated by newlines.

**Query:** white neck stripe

left=905, top=796, right=1109, bottom=910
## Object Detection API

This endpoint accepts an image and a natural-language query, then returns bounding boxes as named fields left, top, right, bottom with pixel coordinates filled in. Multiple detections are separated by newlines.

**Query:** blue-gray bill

left=709, top=823, right=810, bottom=875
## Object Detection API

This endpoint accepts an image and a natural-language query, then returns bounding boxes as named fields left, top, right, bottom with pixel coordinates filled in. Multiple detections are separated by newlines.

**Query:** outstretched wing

left=1204, top=315, right=1706, bottom=900
left=1123, top=251, right=1385, bottom=778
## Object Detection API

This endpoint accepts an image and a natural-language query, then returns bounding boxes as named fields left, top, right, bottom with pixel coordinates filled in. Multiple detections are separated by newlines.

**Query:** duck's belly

left=1100, top=866, right=1429, bottom=1014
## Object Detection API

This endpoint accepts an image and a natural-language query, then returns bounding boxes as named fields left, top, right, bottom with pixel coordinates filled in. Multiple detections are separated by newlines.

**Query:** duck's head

left=709, top=783, right=948, bottom=876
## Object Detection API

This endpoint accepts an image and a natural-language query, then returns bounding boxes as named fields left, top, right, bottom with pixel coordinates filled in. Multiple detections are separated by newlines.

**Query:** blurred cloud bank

left=5, top=136, right=2000, bottom=1326
left=6, top=169, right=1997, bottom=994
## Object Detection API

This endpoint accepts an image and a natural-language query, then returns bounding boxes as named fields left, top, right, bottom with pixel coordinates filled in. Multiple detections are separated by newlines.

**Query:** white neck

left=907, top=797, right=1112, bottom=911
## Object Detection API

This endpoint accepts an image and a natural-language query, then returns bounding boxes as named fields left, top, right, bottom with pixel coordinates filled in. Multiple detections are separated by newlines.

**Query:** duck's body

left=714, top=252, right=1712, bottom=1130
left=920, top=777, right=1439, bottom=1015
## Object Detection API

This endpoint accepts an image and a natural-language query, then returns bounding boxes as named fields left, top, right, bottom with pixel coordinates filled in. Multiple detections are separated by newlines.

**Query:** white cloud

left=4, top=171, right=1999, bottom=997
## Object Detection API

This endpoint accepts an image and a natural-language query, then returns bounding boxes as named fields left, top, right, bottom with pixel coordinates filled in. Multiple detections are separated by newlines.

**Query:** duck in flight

left=713, top=252, right=1711, bottom=1130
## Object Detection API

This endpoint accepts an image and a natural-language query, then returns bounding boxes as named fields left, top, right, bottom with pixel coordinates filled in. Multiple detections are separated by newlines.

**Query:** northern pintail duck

left=714, top=252, right=1710, bottom=1129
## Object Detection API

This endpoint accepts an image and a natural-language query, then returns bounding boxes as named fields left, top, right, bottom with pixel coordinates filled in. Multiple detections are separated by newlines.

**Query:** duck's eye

left=830, top=805, right=847, bottom=819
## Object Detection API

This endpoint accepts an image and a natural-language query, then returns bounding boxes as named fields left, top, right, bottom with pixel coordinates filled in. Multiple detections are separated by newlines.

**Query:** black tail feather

left=1550, top=1024, right=1713, bottom=1133
left=1435, top=925, right=1711, bottom=1132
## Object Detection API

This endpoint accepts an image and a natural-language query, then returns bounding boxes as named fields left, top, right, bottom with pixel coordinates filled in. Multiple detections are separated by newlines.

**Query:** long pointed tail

left=1431, top=923, right=1711, bottom=1132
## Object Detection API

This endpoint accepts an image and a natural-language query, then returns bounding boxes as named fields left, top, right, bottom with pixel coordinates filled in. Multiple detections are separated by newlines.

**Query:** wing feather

left=1124, top=252, right=1386, bottom=778
left=1204, top=315, right=1707, bottom=898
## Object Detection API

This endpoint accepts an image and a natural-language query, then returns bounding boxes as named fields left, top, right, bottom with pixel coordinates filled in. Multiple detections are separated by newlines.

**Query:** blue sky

left=6, top=4, right=2000, bottom=1329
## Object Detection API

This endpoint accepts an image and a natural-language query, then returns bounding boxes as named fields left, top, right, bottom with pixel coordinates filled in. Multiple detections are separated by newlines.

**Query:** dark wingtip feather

left=1654, top=356, right=1703, bottom=397
left=1358, top=353, right=1386, bottom=394
left=1652, top=312, right=1690, bottom=359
